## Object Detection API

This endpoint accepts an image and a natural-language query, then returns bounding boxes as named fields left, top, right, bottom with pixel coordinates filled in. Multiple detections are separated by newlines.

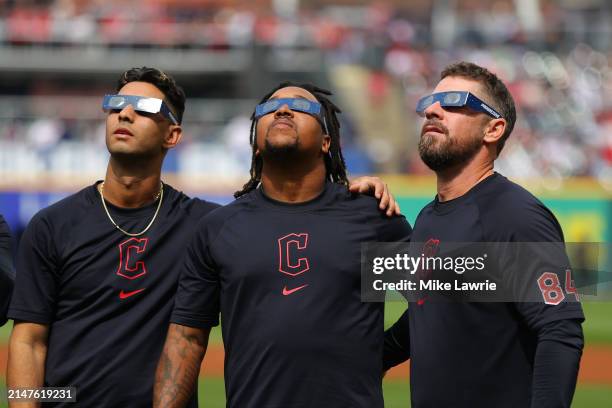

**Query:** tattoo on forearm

left=154, top=325, right=208, bottom=408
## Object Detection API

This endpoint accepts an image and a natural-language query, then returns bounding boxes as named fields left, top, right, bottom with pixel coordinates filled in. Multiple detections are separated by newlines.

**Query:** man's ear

left=483, top=118, right=506, bottom=145
left=321, top=134, right=331, bottom=154
left=164, top=125, right=183, bottom=150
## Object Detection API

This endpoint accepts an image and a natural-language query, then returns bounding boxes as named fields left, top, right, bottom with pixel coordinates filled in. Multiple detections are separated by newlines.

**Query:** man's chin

left=108, top=147, right=136, bottom=156
left=263, top=139, right=300, bottom=156
left=108, top=147, right=156, bottom=162
left=419, top=147, right=479, bottom=172
left=420, top=154, right=456, bottom=172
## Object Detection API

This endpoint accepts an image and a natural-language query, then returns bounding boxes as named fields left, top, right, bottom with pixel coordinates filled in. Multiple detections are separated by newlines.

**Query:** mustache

left=269, top=117, right=296, bottom=131
left=421, top=119, right=449, bottom=137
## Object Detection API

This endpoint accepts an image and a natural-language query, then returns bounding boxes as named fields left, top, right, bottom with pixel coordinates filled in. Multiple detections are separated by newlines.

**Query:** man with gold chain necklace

left=6, top=67, right=399, bottom=407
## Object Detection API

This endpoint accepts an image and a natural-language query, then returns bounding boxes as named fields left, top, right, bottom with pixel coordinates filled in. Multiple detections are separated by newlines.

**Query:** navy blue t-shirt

left=9, top=183, right=219, bottom=407
left=0, top=214, right=13, bottom=326
left=385, top=173, right=584, bottom=408
left=171, top=182, right=413, bottom=408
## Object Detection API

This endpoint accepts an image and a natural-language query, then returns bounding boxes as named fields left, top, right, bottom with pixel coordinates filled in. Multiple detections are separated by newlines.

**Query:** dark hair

left=441, top=61, right=516, bottom=156
left=234, top=81, right=349, bottom=198
left=117, top=67, right=186, bottom=124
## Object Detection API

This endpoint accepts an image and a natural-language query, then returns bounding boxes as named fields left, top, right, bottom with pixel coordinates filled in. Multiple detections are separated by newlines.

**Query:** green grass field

left=196, top=379, right=612, bottom=408
left=1, top=301, right=611, bottom=407
left=0, top=380, right=609, bottom=408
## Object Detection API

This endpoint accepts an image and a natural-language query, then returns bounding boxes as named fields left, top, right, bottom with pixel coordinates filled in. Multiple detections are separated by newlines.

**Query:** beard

left=418, top=120, right=482, bottom=172
left=260, top=126, right=301, bottom=159
left=263, top=137, right=300, bottom=156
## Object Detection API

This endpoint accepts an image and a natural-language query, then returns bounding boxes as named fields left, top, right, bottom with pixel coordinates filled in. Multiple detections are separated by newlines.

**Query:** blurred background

left=0, top=0, right=611, bottom=407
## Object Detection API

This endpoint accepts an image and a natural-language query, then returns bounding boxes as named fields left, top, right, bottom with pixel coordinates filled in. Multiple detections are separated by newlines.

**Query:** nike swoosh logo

left=119, top=288, right=146, bottom=299
left=282, top=284, right=308, bottom=296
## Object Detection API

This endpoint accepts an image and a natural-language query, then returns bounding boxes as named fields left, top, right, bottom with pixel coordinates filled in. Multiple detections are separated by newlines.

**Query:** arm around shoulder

left=379, top=213, right=412, bottom=243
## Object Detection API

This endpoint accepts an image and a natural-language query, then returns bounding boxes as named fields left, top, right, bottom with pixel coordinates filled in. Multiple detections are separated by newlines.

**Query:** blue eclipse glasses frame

left=102, top=94, right=180, bottom=125
left=254, top=97, right=329, bottom=134
left=416, top=91, right=502, bottom=119
left=255, top=97, right=321, bottom=118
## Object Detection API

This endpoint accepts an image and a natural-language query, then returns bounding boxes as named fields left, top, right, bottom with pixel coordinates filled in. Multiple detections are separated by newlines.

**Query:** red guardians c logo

left=116, top=237, right=148, bottom=280
left=277, top=233, right=310, bottom=276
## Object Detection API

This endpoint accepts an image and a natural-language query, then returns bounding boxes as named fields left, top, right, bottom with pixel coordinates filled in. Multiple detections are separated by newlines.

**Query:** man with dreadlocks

left=154, top=82, right=413, bottom=408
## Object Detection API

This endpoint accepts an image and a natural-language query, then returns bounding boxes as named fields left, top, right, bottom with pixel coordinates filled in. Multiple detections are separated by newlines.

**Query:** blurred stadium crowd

left=0, top=0, right=610, bottom=188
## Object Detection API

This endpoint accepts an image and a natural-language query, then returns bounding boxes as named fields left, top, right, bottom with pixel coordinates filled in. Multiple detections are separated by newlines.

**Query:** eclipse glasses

left=416, top=91, right=502, bottom=119
left=254, top=97, right=328, bottom=134
left=102, top=94, right=179, bottom=125
left=255, top=98, right=322, bottom=119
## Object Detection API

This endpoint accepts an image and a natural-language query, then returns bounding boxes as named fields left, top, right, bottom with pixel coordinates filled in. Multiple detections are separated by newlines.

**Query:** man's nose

left=424, top=101, right=444, bottom=120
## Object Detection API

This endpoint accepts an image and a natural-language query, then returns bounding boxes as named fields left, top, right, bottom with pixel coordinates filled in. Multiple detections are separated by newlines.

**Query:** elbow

left=537, top=318, right=584, bottom=353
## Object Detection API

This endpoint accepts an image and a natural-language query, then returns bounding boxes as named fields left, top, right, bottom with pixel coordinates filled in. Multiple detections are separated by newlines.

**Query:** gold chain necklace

left=99, top=181, right=164, bottom=237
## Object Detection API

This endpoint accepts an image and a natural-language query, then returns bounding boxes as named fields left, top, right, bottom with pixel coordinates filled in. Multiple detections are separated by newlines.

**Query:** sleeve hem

left=7, top=309, right=53, bottom=325
left=171, top=314, right=219, bottom=329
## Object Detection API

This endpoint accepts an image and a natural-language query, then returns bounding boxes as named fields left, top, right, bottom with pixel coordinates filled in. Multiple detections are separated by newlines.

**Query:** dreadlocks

left=234, top=81, right=349, bottom=198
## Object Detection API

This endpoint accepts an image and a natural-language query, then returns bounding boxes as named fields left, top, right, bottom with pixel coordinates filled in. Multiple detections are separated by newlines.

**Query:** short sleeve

left=170, top=218, right=221, bottom=329
left=376, top=214, right=412, bottom=243
left=0, top=215, right=14, bottom=326
left=8, top=214, right=59, bottom=324
left=504, top=203, right=584, bottom=330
